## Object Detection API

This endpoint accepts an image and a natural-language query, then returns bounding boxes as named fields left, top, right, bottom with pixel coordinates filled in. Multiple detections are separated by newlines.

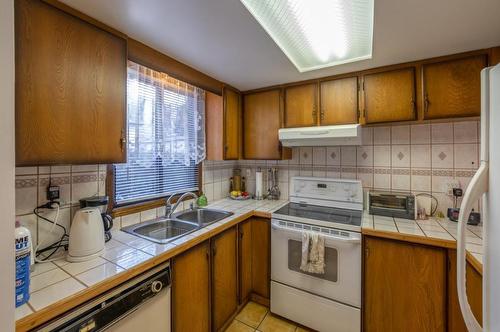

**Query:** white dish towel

left=300, top=231, right=325, bottom=274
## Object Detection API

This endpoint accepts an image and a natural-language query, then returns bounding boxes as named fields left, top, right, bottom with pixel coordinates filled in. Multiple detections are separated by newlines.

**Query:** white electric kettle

left=67, top=207, right=105, bottom=262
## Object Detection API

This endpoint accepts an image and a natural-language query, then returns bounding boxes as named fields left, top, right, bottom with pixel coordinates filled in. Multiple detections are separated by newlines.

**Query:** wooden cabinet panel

left=320, top=77, right=359, bottom=125
left=224, top=88, right=241, bottom=160
left=423, top=55, right=487, bottom=119
left=251, top=217, right=270, bottom=299
left=362, top=67, right=417, bottom=124
left=364, top=236, right=446, bottom=332
left=447, top=250, right=483, bottom=331
left=243, top=89, right=287, bottom=160
left=212, top=227, right=238, bottom=331
left=15, top=0, right=126, bottom=165
left=206, top=88, right=241, bottom=160
left=172, top=241, right=210, bottom=332
left=284, top=83, right=318, bottom=128
left=206, top=92, right=224, bottom=161
left=491, top=47, right=500, bottom=66
left=239, top=220, right=253, bottom=303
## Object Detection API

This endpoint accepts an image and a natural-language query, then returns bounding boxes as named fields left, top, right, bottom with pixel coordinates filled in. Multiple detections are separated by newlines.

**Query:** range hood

left=279, top=124, right=362, bottom=147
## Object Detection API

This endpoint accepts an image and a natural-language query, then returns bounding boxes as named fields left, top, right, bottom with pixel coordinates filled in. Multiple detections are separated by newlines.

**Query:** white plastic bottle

left=15, top=220, right=32, bottom=307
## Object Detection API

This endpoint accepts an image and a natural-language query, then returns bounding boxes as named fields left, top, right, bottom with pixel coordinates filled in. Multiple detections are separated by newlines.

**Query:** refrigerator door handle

left=457, top=162, right=488, bottom=332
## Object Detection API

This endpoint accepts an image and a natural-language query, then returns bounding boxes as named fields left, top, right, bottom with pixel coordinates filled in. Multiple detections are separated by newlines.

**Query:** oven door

left=271, top=219, right=361, bottom=307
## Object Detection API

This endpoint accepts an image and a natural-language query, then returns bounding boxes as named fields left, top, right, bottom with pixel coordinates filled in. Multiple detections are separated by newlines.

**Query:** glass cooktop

left=273, top=202, right=362, bottom=227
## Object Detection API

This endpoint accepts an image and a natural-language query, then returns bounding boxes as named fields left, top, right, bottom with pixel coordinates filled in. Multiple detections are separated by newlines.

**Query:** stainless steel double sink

left=122, top=208, right=234, bottom=244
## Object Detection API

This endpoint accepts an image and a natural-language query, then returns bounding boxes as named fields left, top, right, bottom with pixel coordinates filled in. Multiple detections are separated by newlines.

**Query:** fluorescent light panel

left=241, top=0, right=374, bottom=72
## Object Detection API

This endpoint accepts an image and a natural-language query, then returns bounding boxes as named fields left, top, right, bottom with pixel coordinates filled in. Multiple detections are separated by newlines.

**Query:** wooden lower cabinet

left=212, top=227, right=238, bottom=331
left=239, top=219, right=253, bottom=303
left=251, top=217, right=271, bottom=299
left=172, top=219, right=271, bottom=331
left=447, top=250, right=483, bottom=331
left=363, top=236, right=447, bottom=331
left=172, top=241, right=210, bottom=332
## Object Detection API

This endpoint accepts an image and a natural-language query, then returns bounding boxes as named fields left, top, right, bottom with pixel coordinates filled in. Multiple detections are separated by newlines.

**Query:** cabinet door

left=205, top=91, right=224, bottom=160
left=284, top=83, right=318, bottom=128
left=363, top=68, right=417, bottom=123
left=239, top=220, right=252, bottom=303
left=251, top=218, right=270, bottom=299
left=212, top=227, right=238, bottom=331
left=224, top=88, right=241, bottom=160
left=15, top=0, right=126, bottom=165
left=172, top=241, right=210, bottom=332
left=243, top=89, right=283, bottom=160
left=423, top=55, right=487, bottom=119
left=364, top=237, right=446, bottom=332
left=447, top=250, right=483, bottom=331
left=320, top=77, right=359, bottom=125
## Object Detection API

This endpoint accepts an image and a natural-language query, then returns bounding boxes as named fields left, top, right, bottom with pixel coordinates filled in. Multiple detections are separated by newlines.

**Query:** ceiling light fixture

left=241, top=0, right=374, bottom=72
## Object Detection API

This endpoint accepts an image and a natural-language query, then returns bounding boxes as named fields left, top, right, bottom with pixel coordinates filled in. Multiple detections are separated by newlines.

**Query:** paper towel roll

left=255, top=170, right=263, bottom=200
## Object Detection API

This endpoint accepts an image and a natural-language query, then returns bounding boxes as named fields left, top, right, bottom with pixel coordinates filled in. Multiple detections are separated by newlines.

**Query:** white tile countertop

left=15, top=198, right=288, bottom=323
left=16, top=197, right=482, bottom=327
left=362, top=213, right=483, bottom=265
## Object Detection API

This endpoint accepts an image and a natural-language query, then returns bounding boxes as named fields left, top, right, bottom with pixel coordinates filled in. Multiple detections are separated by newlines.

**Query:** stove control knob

left=151, top=280, right=163, bottom=293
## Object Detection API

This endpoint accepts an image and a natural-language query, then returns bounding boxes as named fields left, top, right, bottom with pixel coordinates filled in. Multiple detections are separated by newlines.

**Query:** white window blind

left=114, top=62, right=206, bottom=205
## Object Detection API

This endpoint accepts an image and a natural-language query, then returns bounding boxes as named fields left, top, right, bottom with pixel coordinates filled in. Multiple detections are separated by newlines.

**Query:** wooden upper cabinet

left=491, top=46, right=500, bottom=66
left=224, top=88, right=241, bottom=159
left=243, top=89, right=290, bottom=160
left=15, top=0, right=127, bottom=166
left=362, top=67, right=417, bottom=124
left=364, top=236, right=446, bottom=332
left=172, top=241, right=210, bottom=332
left=284, top=83, right=318, bottom=128
left=319, top=77, right=359, bottom=125
left=205, top=88, right=241, bottom=160
left=423, top=55, right=487, bottom=119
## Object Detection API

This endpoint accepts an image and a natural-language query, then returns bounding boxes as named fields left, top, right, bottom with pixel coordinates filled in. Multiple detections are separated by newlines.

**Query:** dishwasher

left=36, top=262, right=171, bottom=332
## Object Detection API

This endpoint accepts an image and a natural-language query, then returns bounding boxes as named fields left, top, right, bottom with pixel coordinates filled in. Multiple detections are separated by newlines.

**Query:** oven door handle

left=271, top=223, right=361, bottom=244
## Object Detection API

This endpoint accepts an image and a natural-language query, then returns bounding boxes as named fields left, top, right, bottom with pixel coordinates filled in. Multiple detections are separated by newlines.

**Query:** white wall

left=0, top=0, right=16, bottom=330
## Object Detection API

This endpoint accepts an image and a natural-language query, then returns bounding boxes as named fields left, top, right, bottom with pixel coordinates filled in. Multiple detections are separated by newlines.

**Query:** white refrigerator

left=457, top=64, right=500, bottom=331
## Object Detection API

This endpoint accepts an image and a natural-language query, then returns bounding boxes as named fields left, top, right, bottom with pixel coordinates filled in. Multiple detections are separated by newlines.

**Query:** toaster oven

left=368, top=191, right=417, bottom=220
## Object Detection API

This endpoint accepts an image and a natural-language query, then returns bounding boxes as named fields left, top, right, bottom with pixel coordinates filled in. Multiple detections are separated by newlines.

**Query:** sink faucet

left=165, top=192, right=199, bottom=218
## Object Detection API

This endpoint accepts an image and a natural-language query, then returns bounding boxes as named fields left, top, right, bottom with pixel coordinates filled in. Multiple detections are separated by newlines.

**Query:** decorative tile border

left=432, top=169, right=454, bottom=176
left=392, top=168, right=411, bottom=175
left=15, top=177, right=37, bottom=188
left=39, top=176, right=71, bottom=186
left=455, top=170, right=476, bottom=177
left=72, top=174, right=98, bottom=183
left=412, top=169, right=432, bottom=176
left=374, top=168, right=391, bottom=174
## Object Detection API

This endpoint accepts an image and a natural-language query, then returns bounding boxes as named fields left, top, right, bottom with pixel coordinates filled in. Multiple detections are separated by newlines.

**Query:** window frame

left=107, top=62, right=205, bottom=218
left=107, top=164, right=203, bottom=218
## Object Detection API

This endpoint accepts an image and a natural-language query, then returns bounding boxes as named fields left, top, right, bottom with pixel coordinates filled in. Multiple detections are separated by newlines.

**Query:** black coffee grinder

left=79, top=196, right=113, bottom=242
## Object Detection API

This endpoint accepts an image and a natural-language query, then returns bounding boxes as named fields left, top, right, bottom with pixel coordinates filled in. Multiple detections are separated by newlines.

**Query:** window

left=113, top=61, right=206, bottom=206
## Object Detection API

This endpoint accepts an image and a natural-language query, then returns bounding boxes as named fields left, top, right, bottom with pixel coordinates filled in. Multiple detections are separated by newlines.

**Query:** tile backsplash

left=203, top=119, right=481, bottom=216
left=15, top=165, right=107, bottom=250
left=15, top=118, right=480, bottom=249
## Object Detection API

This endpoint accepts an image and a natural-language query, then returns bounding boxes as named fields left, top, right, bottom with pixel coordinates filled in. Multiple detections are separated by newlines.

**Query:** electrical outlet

left=246, top=168, right=251, bottom=177
left=444, top=180, right=461, bottom=196
left=46, top=185, right=60, bottom=202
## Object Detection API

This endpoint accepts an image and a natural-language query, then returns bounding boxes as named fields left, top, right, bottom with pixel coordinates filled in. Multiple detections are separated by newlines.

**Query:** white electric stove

left=271, top=177, right=362, bottom=332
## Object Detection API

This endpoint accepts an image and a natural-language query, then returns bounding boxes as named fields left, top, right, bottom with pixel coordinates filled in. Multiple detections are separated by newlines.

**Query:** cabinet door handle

left=120, top=137, right=127, bottom=151
left=320, top=109, right=325, bottom=121
left=312, top=106, right=317, bottom=120
left=424, top=93, right=430, bottom=112
left=411, top=98, right=416, bottom=113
